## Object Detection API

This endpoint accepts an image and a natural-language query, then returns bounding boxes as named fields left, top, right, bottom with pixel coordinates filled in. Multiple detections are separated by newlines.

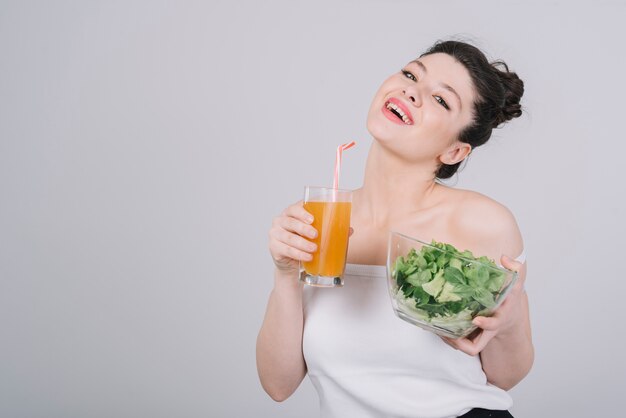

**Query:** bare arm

left=479, top=265, right=534, bottom=390
left=256, top=203, right=318, bottom=401
left=256, top=269, right=307, bottom=401
left=443, top=257, right=533, bottom=389
left=444, top=196, right=534, bottom=390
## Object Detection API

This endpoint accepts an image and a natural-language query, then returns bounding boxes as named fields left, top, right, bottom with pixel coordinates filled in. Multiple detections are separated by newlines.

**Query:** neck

left=356, top=141, right=441, bottom=225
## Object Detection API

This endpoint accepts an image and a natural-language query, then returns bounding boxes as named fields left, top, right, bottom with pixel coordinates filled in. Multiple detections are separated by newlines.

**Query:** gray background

left=1, top=0, right=625, bottom=417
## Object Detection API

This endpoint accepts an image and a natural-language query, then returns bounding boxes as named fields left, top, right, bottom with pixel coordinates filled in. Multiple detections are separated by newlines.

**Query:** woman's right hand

left=269, top=201, right=318, bottom=274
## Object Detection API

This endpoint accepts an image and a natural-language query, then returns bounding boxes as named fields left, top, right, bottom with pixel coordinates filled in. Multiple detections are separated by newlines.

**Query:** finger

left=452, top=330, right=497, bottom=356
left=471, top=329, right=497, bottom=352
left=445, top=336, right=480, bottom=356
left=276, top=216, right=318, bottom=239
left=284, top=202, right=314, bottom=224
left=500, top=255, right=522, bottom=273
left=472, top=316, right=501, bottom=331
left=272, top=241, right=313, bottom=262
left=280, top=200, right=303, bottom=214
left=441, top=336, right=460, bottom=350
left=501, top=255, right=527, bottom=294
left=271, top=228, right=317, bottom=253
left=501, top=255, right=527, bottom=285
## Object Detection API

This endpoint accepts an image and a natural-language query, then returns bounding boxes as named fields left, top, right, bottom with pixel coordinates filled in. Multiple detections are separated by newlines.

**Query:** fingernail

left=306, top=216, right=314, bottom=224
left=310, top=229, right=317, bottom=238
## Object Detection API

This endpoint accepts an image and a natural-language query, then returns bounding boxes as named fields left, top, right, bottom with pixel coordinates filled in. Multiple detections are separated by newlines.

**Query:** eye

left=401, top=70, right=417, bottom=81
left=434, top=95, right=450, bottom=110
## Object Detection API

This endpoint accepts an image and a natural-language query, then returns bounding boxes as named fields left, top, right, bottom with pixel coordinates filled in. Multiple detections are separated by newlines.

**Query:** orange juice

left=302, top=200, right=352, bottom=277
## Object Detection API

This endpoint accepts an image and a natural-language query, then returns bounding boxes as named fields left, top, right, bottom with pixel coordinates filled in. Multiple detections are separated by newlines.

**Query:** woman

left=257, top=40, right=533, bottom=418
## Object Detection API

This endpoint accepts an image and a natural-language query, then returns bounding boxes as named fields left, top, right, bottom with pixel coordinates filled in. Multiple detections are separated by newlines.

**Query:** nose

left=402, top=87, right=422, bottom=106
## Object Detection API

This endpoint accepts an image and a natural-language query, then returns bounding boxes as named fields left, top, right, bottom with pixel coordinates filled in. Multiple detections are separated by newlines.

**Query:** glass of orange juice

left=300, top=186, right=352, bottom=287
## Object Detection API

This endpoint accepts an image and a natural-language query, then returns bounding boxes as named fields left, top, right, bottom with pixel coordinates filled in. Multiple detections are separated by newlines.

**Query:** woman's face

left=366, top=53, right=476, bottom=166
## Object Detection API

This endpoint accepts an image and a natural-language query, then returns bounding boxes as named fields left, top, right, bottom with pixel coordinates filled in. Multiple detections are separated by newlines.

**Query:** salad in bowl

left=387, top=231, right=518, bottom=338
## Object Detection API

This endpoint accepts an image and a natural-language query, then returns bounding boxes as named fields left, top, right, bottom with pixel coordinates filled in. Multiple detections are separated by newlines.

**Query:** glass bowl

left=386, top=231, right=518, bottom=339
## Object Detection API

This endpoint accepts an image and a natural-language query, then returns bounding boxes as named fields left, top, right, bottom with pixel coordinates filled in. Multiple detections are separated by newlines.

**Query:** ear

left=438, top=142, right=472, bottom=166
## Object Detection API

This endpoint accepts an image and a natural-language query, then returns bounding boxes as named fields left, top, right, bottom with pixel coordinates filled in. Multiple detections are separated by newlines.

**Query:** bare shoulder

left=445, top=188, right=524, bottom=259
left=452, top=189, right=517, bottom=230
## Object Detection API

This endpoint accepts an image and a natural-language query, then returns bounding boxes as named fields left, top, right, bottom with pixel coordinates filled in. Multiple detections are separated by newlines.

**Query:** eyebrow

left=410, top=59, right=463, bottom=110
left=411, top=59, right=428, bottom=73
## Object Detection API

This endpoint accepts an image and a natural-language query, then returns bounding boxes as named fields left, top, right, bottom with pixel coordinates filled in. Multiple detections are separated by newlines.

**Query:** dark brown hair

left=421, top=41, right=524, bottom=179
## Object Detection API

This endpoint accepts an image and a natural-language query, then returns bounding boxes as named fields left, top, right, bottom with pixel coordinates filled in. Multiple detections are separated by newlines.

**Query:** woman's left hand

left=441, top=255, right=526, bottom=356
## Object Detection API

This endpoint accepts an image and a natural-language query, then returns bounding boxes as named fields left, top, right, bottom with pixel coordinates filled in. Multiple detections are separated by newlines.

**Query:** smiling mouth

left=385, top=101, right=412, bottom=125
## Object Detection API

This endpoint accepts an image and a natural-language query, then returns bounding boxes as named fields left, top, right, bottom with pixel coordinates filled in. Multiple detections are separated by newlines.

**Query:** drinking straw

left=332, top=141, right=356, bottom=196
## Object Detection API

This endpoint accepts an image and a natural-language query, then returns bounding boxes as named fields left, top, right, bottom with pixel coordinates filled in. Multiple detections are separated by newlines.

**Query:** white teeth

left=386, top=101, right=411, bottom=124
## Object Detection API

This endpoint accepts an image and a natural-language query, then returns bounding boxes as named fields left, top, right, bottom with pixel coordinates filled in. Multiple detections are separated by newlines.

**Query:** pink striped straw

left=333, top=141, right=356, bottom=191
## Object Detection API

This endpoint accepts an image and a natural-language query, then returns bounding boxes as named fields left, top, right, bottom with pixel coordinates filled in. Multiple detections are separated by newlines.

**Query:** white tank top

left=303, top=262, right=520, bottom=418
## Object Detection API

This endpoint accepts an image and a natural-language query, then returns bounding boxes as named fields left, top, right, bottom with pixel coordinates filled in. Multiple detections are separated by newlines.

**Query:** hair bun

left=422, top=40, right=526, bottom=180
left=491, top=61, right=524, bottom=127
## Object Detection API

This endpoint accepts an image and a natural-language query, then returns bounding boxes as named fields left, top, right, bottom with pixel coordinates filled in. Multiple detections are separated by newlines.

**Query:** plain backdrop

left=1, top=1, right=625, bottom=417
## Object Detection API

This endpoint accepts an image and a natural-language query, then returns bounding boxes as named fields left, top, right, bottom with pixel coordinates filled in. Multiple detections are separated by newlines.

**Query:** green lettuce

left=392, top=241, right=507, bottom=325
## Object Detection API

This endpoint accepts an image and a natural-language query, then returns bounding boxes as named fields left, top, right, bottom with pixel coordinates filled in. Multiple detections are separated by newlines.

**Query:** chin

left=366, top=115, right=395, bottom=144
